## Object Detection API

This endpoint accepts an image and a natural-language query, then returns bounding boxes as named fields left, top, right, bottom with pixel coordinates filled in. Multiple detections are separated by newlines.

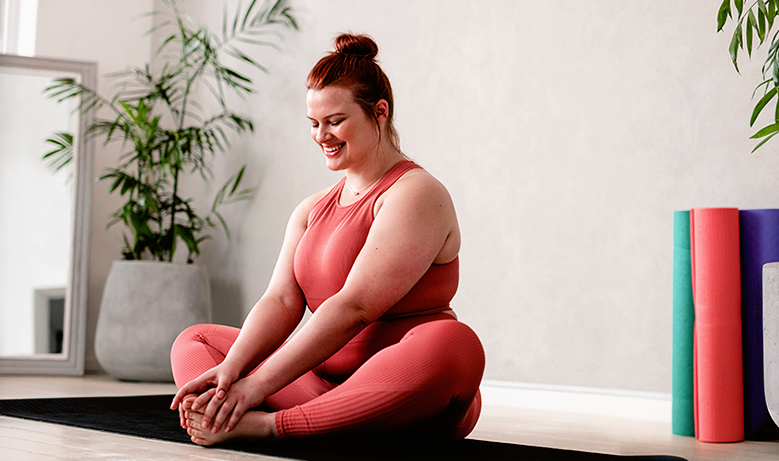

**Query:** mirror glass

left=0, top=55, right=94, bottom=374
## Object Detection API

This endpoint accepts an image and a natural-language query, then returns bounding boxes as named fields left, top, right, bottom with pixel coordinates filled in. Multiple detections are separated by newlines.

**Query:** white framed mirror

left=0, top=54, right=94, bottom=374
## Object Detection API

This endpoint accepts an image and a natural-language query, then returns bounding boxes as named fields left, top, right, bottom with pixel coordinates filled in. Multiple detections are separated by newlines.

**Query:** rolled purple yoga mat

left=739, top=209, right=779, bottom=440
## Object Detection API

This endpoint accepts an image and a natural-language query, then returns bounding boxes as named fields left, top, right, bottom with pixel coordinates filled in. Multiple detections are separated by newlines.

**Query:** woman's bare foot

left=182, top=397, right=278, bottom=446
left=178, top=394, right=199, bottom=429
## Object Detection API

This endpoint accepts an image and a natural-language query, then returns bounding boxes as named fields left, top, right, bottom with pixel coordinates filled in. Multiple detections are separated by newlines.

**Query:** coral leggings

left=170, top=315, right=485, bottom=439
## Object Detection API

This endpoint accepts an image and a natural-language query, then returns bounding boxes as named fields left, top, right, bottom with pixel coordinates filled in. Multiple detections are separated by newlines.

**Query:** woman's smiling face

left=306, top=85, right=382, bottom=172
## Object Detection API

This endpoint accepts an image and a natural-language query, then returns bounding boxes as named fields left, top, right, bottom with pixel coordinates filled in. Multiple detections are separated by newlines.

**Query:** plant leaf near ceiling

left=718, top=0, right=779, bottom=152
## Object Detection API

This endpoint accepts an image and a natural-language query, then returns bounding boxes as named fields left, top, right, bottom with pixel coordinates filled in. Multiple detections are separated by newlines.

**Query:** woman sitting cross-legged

left=169, top=32, right=485, bottom=446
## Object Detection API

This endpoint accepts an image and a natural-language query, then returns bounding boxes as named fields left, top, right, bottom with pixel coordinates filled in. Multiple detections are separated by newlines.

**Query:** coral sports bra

left=294, top=160, right=458, bottom=319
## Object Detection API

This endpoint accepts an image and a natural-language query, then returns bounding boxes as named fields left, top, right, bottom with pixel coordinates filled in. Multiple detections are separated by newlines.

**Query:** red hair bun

left=334, top=33, right=379, bottom=60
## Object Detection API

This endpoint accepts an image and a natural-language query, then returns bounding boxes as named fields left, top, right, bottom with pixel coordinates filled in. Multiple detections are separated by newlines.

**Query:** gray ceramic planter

left=763, top=262, right=779, bottom=426
left=95, top=260, right=212, bottom=382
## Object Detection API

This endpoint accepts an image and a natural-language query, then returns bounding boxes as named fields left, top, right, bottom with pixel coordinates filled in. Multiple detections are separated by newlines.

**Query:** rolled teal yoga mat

left=672, top=211, right=695, bottom=437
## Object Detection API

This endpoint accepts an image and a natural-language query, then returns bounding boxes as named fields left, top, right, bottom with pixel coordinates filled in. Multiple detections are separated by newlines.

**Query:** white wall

left=33, top=0, right=778, bottom=393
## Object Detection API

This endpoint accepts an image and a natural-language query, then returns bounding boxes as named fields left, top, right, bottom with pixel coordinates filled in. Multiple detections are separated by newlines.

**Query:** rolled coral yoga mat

left=690, top=208, right=744, bottom=443
left=672, top=211, right=695, bottom=437
left=739, top=209, right=779, bottom=440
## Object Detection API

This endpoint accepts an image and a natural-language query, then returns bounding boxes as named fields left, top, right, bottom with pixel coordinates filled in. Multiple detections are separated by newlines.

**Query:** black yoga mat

left=0, top=394, right=686, bottom=461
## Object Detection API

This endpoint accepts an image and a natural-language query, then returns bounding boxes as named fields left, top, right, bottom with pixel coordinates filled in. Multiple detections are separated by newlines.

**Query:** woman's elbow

left=337, top=300, right=381, bottom=330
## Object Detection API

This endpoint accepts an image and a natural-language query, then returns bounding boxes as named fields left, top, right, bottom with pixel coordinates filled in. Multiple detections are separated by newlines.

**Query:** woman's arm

left=205, top=170, right=460, bottom=433
left=171, top=191, right=322, bottom=411
left=218, top=196, right=315, bottom=376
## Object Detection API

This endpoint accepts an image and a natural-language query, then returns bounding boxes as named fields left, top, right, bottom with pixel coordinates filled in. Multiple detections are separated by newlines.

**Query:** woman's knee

left=403, top=319, right=485, bottom=383
left=170, top=324, right=211, bottom=354
left=406, top=320, right=483, bottom=354
left=170, top=324, right=236, bottom=387
left=172, top=323, right=240, bottom=350
left=440, top=321, right=485, bottom=379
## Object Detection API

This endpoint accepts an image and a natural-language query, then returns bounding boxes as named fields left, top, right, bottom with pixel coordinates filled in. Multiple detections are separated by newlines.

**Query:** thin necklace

left=344, top=174, right=381, bottom=195
left=344, top=166, right=392, bottom=195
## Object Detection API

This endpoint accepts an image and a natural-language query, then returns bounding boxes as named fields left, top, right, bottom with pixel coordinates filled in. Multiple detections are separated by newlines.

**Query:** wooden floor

left=0, top=374, right=777, bottom=460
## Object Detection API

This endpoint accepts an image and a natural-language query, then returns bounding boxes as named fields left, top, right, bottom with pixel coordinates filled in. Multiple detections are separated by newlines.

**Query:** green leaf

left=736, top=0, right=744, bottom=17
left=230, top=165, right=246, bottom=194
left=215, top=211, right=230, bottom=238
left=242, top=0, right=259, bottom=30
left=717, top=0, right=730, bottom=31
left=751, top=79, right=771, bottom=99
left=750, top=122, right=779, bottom=138
left=775, top=90, right=779, bottom=119
left=222, top=1, right=229, bottom=40
left=759, top=7, right=768, bottom=42
left=751, top=87, right=777, bottom=125
left=120, top=175, right=136, bottom=196
left=233, top=0, right=244, bottom=35
left=747, top=11, right=756, bottom=55
left=221, top=66, right=253, bottom=83
left=758, top=0, right=768, bottom=17
left=108, top=175, right=125, bottom=194
left=774, top=53, right=779, bottom=84
left=129, top=212, right=153, bottom=238
left=42, top=131, right=74, bottom=172
left=730, top=23, right=743, bottom=71
left=752, top=130, right=779, bottom=152
left=175, top=224, right=200, bottom=256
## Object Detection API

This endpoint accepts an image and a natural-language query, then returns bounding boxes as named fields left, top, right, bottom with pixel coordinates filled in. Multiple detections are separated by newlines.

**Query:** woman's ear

left=374, top=99, right=390, bottom=123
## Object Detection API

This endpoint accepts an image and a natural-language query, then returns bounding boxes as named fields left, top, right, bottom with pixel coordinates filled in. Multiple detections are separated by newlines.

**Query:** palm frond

left=42, top=131, right=74, bottom=173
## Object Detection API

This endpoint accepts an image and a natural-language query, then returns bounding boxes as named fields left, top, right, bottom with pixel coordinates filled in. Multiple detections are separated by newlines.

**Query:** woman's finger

left=170, top=373, right=214, bottom=409
left=214, top=374, right=233, bottom=400
left=171, top=387, right=189, bottom=410
left=224, top=402, right=247, bottom=433
left=178, top=403, right=187, bottom=429
left=171, top=384, right=199, bottom=409
left=211, top=397, right=241, bottom=434
left=191, top=388, right=216, bottom=412
left=201, top=387, right=229, bottom=429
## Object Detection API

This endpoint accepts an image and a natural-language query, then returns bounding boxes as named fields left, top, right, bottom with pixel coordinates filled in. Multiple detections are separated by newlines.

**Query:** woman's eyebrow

left=308, top=112, right=346, bottom=121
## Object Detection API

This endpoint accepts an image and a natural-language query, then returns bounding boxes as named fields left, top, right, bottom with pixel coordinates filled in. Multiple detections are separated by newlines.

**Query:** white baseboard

left=480, top=379, right=672, bottom=423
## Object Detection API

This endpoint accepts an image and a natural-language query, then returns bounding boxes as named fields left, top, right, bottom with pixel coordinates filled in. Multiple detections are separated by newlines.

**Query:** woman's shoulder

left=302, top=184, right=333, bottom=209
left=376, top=165, right=456, bottom=217
left=390, top=165, right=453, bottom=202
left=377, top=163, right=460, bottom=262
left=289, top=181, right=341, bottom=225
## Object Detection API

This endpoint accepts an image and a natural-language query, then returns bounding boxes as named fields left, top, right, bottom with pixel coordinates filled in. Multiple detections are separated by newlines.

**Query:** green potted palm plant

left=45, top=0, right=297, bottom=381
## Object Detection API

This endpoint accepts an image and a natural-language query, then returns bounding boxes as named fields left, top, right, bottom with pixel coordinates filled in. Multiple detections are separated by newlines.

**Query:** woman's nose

left=314, top=125, right=329, bottom=143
